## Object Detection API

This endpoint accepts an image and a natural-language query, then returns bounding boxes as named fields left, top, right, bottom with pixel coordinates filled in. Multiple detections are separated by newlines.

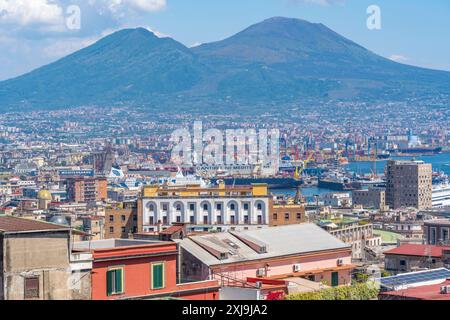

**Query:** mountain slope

left=0, top=28, right=207, bottom=109
left=0, top=17, right=449, bottom=111
left=192, top=17, right=450, bottom=102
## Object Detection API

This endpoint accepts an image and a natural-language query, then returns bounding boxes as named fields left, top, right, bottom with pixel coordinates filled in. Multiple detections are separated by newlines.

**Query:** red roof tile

left=384, top=244, right=450, bottom=258
left=159, top=225, right=183, bottom=235
left=381, top=280, right=450, bottom=300
left=0, top=216, right=70, bottom=233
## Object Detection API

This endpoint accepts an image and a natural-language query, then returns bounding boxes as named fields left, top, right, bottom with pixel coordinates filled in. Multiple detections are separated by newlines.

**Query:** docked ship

left=388, top=146, right=442, bottom=155
left=432, top=182, right=450, bottom=208
left=318, top=171, right=356, bottom=191
left=210, top=177, right=303, bottom=189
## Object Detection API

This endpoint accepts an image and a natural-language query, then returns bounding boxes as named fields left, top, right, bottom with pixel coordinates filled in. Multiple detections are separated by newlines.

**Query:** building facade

left=328, top=223, right=381, bottom=260
left=104, top=201, right=138, bottom=239
left=72, top=239, right=220, bottom=300
left=269, top=201, right=306, bottom=227
left=424, top=219, right=450, bottom=245
left=178, top=224, right=354, bottom=288
left=384, top=244, right=450, bottom=274
left=67, top=177, right=107, bottom=203
left=386, top=160, right=432, bottom=210
left=0, top=216, right=72, bottom=300
left=140, top=183, right=270, bottom=233
left=352, top=187, right=386, bottom=210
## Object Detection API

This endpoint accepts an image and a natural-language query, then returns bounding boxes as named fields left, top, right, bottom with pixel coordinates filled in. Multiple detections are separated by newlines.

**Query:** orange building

left=269, top=201, right=306, bottom=227
left=67, top=177, right=107, bottom=203
left=78, top=240, right=220, bottom=300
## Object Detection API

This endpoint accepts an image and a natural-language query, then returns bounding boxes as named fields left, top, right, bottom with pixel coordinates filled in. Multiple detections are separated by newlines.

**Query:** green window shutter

left=106, top=270, right=113, bottom=296
left=331, top=272, right=339, bottom=287
left=115, top=269, right=123, bottom=293
left=152, top=264, right=164, bottom=289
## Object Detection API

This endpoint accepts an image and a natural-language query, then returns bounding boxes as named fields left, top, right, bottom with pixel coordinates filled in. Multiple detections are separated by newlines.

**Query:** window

left=107, top=268, right=124, bottom=296
left=331, top=272, right=339, bottom=287
left=273, top=213, right=278, bottom=220
left=230, top=203, right=235, bottom=211
left=189, top=204, right=195, bottom=211
left=162, top=216, right=168, bottom=224
left=149, top=216, right=154, bottom=225
left=121, top=227, right=126, bottom=233
left=109, top=215, right=114, bottom=222
left=24, top=276, right=39, bottom=299
left=296, top=213, right=302, bottom=221
left=133, top=214, right=137, bottom=221
left=257, top=203, right=262, bottom=210
left=151, top=263, right=165, bottom=289
left=285, top=213, right=290, bottom=221
left=176, top=216, right=181, bottom=223
left=216, top=203, right=222, bottom=210
left=203, top=216, right=209, bottom=224
left=243, top=203, right=249, bottom=210
left=244, top=216, right=249, bottom=224
left=203, top=203, right=209, bottom=211
left=121, top=215, right=126, bottom=222
left=109, top=226, right=114, bottom=233
left=217, top=216, right=222, bottom=224
left=190, top=216, right=195, bottom=223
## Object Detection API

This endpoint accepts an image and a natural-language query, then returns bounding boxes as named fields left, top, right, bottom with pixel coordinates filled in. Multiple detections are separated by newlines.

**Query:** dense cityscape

left=0, top=0, right=449, bottom=309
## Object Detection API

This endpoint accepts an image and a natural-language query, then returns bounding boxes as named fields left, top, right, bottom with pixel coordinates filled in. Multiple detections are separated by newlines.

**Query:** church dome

left=37, top=189, right=52, bottom=201
left=49, top=215, right=70, bottom=226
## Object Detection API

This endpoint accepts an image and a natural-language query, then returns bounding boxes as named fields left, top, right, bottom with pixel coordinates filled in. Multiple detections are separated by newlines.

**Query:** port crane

left=294, top=151, right=315, bottom=179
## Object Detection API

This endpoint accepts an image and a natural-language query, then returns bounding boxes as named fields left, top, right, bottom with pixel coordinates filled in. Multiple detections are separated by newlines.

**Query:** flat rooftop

left=73, top=238, right=164, bottom=251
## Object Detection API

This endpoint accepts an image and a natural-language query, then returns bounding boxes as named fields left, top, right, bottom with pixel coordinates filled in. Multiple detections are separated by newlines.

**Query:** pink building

left=178, top=224, right=354, bottom=287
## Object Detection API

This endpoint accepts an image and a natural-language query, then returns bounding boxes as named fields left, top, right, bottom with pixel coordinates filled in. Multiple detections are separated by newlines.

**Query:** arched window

left=203, top=203, right=208, bottom=211
left=230, top=203, right=235, bottom=211
left=149, top=204, right=154, bottom=211
left=257, top=203, right=262, bottom=210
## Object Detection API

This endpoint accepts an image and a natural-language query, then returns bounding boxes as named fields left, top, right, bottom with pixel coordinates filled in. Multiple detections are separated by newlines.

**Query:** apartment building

left=104, top=201, right=138, bottom=239
left=385, top=160, right=432, bottom=210
left=139, top=183, right=270, bottom=233
left=352, top=187, right=387, bottom=210
left=424, top=219, right=450, bottom=245
left=67, top=177, right=107, bottom=203
left=269, top=201, right=306, bottom=227
left=323, top=221, right=381, bottom=260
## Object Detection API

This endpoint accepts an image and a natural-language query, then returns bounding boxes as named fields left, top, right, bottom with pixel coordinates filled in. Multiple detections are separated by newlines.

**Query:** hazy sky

left=0, top=0, right=449, bottom=80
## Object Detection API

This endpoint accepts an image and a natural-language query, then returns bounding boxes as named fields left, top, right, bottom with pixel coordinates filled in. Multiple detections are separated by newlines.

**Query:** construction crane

left=294, top=151, right=315, bottom=179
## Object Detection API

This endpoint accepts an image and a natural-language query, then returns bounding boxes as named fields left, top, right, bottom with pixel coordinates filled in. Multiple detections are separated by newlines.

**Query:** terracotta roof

left=160, top=225, right=183, bottom=235
left=0, top=215, right=70, bottom=233
left=380, top=279, right=450, bottom=300
left=384, top=244, right=450, bottom=258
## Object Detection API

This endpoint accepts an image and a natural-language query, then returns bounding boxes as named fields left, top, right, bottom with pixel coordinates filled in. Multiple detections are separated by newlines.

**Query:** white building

left=432, top=183, right=450, bottom=208
left=140, top=183, right=270, bottom=233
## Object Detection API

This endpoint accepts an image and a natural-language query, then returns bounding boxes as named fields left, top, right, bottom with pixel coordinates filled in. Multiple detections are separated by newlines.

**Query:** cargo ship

left=210, top=177, right=303, bottom=189
left=318, top=171, right=356, bottom=191
left=388, top=147, right=442, bottom=155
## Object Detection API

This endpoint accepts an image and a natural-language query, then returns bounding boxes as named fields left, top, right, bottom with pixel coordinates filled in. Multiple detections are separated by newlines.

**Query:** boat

left=318, top=171, right=356, bottom=191
left=210, top=177, right=303, bottom=189
left=388, top=146, right=442, bottom=155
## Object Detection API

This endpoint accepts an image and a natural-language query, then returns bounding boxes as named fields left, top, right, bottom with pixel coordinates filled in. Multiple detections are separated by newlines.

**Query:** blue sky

left=0, top=0, right=449, bottom=80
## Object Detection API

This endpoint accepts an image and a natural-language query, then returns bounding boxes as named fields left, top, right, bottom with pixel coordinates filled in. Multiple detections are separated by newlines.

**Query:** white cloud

left=126, top=0, right=166, bottom=12
left=0, top=0, right=64, bottom=26
left=389, top=54, right=409, bottom=63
